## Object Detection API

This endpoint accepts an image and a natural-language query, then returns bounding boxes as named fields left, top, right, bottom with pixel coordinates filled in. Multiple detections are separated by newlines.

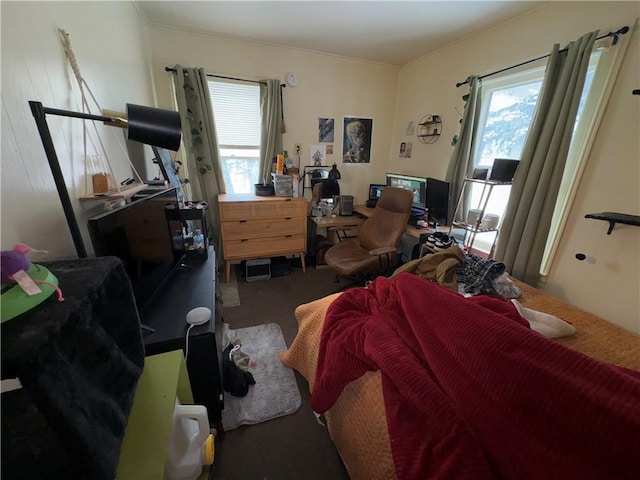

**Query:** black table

left=1, top=256, right=145, bottom=480
left=139, top=245, right=225, bottom=426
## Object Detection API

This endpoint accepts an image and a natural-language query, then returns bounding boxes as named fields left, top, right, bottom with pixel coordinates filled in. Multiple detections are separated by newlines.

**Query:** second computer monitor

left=425, top=177, right=450, bottom=226
left=385, top=173, right=427, bottom=211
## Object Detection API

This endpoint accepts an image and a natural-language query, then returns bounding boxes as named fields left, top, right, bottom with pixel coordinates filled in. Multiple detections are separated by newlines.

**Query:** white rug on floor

left=221, top=323, right=301, bottom=430
left=219, top=267, right=240, bottom=307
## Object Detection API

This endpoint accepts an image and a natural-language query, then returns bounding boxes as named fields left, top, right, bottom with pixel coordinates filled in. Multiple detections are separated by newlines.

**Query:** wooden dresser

left=218, top=193, right=307, bottom=282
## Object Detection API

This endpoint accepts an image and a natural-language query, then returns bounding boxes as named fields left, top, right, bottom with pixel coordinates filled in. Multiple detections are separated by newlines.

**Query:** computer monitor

left=385, top=173, right=427, bottom=211
left=425, top=178, right=450, bottom=226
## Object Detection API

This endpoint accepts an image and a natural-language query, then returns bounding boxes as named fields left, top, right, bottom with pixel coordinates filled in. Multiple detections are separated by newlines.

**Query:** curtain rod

left=456, top=25, right=630, bottom=88
left=165, top=67, right=285, bottom=88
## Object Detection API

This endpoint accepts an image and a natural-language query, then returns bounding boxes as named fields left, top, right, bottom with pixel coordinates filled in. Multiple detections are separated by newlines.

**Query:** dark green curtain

left=445, top=76, right=483, bottom=225
left=259, top=79, right=283, bottom=185
left=494, top=31, right=599, bottom=285
left=172, top=65, right=225, bottom=249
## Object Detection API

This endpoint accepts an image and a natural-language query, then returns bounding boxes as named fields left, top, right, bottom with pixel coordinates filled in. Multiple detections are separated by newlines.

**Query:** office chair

left=324, top=187, right=413, bottom=284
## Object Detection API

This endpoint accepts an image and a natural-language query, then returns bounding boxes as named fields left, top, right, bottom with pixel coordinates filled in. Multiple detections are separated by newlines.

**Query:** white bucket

left=480, top=213, right=500, bottom=230
left=466, top=209, right=483, bottom=226
left=165, top=399, right=215, bottom=480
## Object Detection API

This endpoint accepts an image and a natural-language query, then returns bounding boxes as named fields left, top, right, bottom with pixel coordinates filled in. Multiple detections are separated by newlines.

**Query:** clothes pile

left=221, top=323, right=255, bottom=397
left=392, top=245, right=521, bottom=299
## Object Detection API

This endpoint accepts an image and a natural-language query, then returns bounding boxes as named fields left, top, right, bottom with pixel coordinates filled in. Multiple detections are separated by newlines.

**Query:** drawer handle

left=239, top=220, right=247, bottom=223
left=285, top=217, right=292, bottom=220
left=284, top=235, right=292, bottom=238
left=241, top=239, right=248, bottom=242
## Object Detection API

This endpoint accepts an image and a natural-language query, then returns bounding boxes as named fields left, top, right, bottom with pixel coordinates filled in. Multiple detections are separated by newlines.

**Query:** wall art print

left=342, top=117, right=373, bottom=164
left=318, top=117, right=335, bottom=142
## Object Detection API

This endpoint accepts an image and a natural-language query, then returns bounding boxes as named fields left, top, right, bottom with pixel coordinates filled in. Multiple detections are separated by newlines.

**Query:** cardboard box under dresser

left=218, top=193, right=307, bottom=282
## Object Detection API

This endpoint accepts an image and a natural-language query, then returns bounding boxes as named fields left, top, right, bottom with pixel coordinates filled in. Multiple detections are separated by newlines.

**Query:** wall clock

left=286, top=73, right=298, bottom=87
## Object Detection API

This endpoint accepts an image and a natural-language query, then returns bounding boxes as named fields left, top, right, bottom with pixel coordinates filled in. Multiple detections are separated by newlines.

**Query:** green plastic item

left=1, top=264, right=59, bottom=323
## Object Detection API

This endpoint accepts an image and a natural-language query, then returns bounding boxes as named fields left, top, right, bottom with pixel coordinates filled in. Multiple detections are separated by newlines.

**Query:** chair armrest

left=369, top=246, right=396, bottom=256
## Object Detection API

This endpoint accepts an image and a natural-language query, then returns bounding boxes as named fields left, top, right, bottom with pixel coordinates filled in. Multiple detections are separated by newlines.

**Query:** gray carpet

left=214, top=262, right=350, bottom=480
left=219, top=267, right=240, bottom=307
left=221, top=323, right=301, bottom=430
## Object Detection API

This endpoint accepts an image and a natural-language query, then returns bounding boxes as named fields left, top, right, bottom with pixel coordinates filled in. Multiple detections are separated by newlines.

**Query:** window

left=470, top=53, right=601, bottom=257
left=466, top=69, right=544, bottom=253
left=207, top=80, right=261, bottom=194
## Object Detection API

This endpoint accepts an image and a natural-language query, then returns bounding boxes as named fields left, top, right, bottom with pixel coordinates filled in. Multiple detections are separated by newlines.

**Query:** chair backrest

left=358, top=187, right=413, bottom=251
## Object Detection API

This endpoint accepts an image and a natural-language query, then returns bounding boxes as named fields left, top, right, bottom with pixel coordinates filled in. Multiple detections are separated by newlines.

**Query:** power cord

left=184, top=323, right=196, bottom=363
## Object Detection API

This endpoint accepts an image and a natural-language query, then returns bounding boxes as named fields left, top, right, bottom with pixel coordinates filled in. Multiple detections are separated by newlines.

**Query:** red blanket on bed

left=312, top=273, right=640, bottom=480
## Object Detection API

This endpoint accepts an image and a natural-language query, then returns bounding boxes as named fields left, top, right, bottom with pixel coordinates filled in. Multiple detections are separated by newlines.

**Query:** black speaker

left=339, top=195, right=354, bottom=216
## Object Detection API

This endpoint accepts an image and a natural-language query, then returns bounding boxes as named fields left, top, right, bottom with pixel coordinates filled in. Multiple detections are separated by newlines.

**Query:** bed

left=279, top=273, right=640, bottom=480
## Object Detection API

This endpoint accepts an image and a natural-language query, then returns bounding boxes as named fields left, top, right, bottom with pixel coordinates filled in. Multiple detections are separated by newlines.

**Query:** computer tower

left=339, top=195, right=354, bottom=216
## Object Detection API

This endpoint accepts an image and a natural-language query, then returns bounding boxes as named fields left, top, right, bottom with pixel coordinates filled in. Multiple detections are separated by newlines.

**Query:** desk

left=352, top=204, right=428, bottom=238
left=311, top=214, right=365, bottom=229
left=308, top=214, right=365, bottom=265
left=116, top=350, right=195, bottom=480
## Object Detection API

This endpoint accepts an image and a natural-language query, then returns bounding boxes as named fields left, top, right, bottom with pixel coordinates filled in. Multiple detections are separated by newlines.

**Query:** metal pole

left=29, top=101, right=87, bottom=258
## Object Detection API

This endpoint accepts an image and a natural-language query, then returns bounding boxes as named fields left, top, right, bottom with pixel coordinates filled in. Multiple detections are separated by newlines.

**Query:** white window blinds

left=207, top=81, right=261, bottom=147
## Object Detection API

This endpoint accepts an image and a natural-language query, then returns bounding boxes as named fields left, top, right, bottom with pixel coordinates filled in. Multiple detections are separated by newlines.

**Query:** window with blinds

left=208, top=80, right=261, bottom=194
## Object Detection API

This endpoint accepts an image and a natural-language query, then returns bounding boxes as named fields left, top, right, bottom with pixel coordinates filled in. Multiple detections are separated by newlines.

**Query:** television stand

left=139, top=245, right=225, bottom=429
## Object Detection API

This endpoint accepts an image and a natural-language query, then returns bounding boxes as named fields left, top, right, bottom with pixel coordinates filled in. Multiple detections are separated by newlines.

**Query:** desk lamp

left=328, top=163, right=341, bottom=180
left=29, top=101, right=182, bottom=258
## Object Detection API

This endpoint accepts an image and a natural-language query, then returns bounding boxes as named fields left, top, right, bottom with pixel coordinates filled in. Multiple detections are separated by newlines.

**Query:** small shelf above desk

left=585, top=212, right=640, bottom=235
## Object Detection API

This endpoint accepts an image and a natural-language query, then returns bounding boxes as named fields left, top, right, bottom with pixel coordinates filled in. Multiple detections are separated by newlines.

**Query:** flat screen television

left=426, top=177, right=450, bottom=226
left=87, top=187, right=182, bottom=312
left=386, top=172, right=427, bottom=211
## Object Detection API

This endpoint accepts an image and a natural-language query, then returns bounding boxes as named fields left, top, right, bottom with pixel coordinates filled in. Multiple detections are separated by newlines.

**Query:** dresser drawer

left=224, top=234, right=306, bottom=260
left=222, top=217, right=305, bottom=240
left=220, top=199, right=306, bottom=221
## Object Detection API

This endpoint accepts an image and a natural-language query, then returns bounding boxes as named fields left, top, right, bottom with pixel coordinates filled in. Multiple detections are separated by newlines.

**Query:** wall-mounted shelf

left=78, top=183, right=148, bottom=201
left=585, top=212, right=640, bottom=235
left=417, top=114, right=441, bottom=144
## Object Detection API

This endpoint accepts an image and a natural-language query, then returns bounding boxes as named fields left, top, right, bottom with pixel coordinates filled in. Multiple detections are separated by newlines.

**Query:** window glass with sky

left=208, top=80, right=261, bottom=194
left=470, top=56, right=599, bottom=255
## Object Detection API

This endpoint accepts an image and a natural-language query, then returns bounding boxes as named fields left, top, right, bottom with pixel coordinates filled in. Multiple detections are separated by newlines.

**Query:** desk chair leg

left=377, top=252, right=392, bottom=272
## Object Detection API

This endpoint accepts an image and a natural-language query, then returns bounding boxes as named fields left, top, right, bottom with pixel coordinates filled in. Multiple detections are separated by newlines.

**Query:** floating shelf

left=585, top=212, right=640, bottom=235
left=79, top=183, right=148, bottom=202
left=417, top=114, right=441, bottom=144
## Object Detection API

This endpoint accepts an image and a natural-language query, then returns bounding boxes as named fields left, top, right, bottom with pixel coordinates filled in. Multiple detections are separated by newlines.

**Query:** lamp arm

left=42, top=105, right=123, bottom=127
left=29, top=101, right=88, bottom=258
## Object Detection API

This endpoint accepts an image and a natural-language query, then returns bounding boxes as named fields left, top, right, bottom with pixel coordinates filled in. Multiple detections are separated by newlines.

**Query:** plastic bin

left=271, top=174, right=293, bottom=197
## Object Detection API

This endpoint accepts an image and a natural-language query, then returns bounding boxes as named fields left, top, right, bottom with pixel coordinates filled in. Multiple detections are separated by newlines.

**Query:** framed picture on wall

left=342, top=117, right=373, bottom=164
left=309, top=144, right=326, bottom=166
left=318, top=118, right=335, bottom=142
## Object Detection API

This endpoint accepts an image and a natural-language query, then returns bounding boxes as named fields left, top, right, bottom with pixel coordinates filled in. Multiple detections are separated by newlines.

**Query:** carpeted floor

left=214, top=262, right=350, bottom=480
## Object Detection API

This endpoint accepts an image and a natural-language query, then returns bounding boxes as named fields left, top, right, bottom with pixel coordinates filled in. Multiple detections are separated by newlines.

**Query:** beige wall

left=392, top=1, right=640, bottom=333
left=148, top=26, right=400, bottom=205
left=1, top=1, right=155, bottom=258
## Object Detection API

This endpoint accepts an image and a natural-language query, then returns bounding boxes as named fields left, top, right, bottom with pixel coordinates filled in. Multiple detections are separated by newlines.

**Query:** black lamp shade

left=328, top=163, right=341, bottom=180
left=126, top=104, right=182, bottom=151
